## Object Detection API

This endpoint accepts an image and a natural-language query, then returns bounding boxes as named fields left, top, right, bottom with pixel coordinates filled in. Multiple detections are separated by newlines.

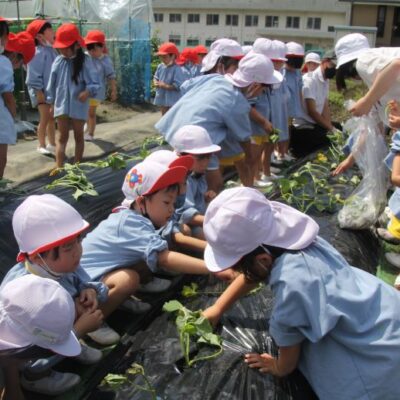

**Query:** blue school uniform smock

left=385, top=131, right=400, bottom=218
left=179, top=63, right=200, bottom=82
left=270, top=79, right=289, bottom=141
left=0, top=55, right=16, bottom=145
left=153, top=63, right=184, bottom=107
left=91, top=55, right=116, bottom=101
left=0, top=262, right=108, bottom=303
left=155, top=75, right=252, bottom=147
left=250, top=90, right=271, bottom=137
left=284, top=68, right=303, bottom=119
left=269, top=236, right=400, bottom=400
left=46, top=54, right=100, bottom=120
left=180, top=73, right=219, bottom=96
left=26, top=45, right=58, bottom=107
left=81, top=208, right=168, bottom=280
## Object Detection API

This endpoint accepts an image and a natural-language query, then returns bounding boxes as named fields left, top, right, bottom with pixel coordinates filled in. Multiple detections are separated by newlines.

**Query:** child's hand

left=110, top=89, right=117, bottom=102
left=74, top=309, right=103, bottom=336
left=263, top=120, right=273, bottom=134
left=244, top=352, right=277, bottom=375
left=204, top=190, right=217, bottom=202
left=36, top=90, right=45, bottom=104
left=387, top=100, right=400, bottom=116
left=331, top=156, right=353, bottom=176
left=78, top=90, right=90, bottom=102
left=79, top=288, right=98, bottom=312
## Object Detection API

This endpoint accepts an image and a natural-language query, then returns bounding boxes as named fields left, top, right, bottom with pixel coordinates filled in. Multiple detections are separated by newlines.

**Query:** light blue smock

left=269, top=236, right=400, bottom=400
left=284, top=68, right=303, bottom=119
left=155, top=75, right=252, bottom=147
left=250, top=90, right=271, bottom=137
left=90, top=54, right=116, bottom=101
left=81, top=208, right=168, bottom=280
left=0, top=262, right=108, bottom=303
left=46, top=54, right=100, bottom=120
left=26, top=45, right=58, bottom=107
left=153, top=63, right=184, bottom=107
left=180, top=73, right=219, bottom=96
left=179, top=62, right=201, bottom=82
left=270, top=80, right=289, bottom=141
left=384, top=131, right=400, bottom=218
left=0, top=55, right=16, bottom=145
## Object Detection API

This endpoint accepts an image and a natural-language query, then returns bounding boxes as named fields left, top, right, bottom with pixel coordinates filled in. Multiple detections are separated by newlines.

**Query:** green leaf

left=181, top=283, right=199, bottom=298
left=163, top=300, right=183, bottom=313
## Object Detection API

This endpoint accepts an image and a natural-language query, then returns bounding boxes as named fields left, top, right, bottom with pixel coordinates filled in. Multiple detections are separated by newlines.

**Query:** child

left=80, top=161, right=209, bottom=334
left=194, top=44, right=208, bottom=64
left=26, top=19, right=57, bottom=155
left=46, top=23, right=100, bottom=167
left=84, top=30, right=117, bottom=141
left=0, top=275, right=82, bottom=400
left=202, top=187, right=400, bottom=400
left=1, top=194, right=110, bottom=395
left=302, top=52, right=321, bottom=75
left=153, top=42, right=183, bottom=115
left=177, top=47, right=200, bottom=82
left=0, top=17, right=14, bottom=180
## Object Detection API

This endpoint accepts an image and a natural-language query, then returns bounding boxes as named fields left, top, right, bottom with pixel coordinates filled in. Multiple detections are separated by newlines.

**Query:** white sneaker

left=21, top=370, right=80, bottom=395
left=225, top=180, right=243, bottom=188
left=283, top=153, right=295, bottom=162
left=270, top=166, right=282, bottom=174
left=253, top=179, right=273, bottom=188
left=84, top=133, right=94, bottom=141
left=137, top=277, right=172, bottom=294
left=271, top=154, right=283, bottom=165
left=87, top=323, right=120, bottom=346
left=385, top=252, right=400, bottom=269
left=75, top=341, right=103, bottom=364
left=120, top=296, right=152, bottom=314
left=37, top=146, right=51, bottom=155
left=46, top=143, right=56, bottom=154
left=260, top=173, right=283, bottom=182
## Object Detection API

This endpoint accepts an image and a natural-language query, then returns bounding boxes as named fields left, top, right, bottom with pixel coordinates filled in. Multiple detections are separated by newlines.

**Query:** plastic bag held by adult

left=338, top=114, right=388, bottom=229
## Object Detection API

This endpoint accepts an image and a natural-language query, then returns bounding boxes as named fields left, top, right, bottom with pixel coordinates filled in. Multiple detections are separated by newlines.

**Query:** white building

left=152, top=0, right=351, bottom=52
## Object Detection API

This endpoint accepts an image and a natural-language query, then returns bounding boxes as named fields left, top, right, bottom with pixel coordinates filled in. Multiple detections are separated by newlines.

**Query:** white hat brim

left=182, top=144, right=221, bottom=155
left=336, top=48, right=367, bottom=69
left=200, top=52, right=219, bottom=73
left=204, top=244, right=242, bottom=272
left=225, top=69, right=282, bottom=88
left=46, top=331, right=81, bottom=357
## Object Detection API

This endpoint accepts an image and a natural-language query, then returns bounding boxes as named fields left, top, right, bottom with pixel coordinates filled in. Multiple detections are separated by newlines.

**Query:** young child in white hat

left=202, top=187, right=400, bottom=400
left=80, top=160, right=210, bottom=331
left=1, top=194, right=108, bottom=395
left=0, top=275, right=81, bottom=400
left=303, top=52, right=321, bottom=75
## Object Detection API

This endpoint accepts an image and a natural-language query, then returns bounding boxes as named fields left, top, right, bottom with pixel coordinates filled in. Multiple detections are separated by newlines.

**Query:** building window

left=245, top=15, right=258, bottom=27
left=265, top=16, right=279, bottom=28
left=169, top=13, right=181, bottom=23
left=286, top=16, right=300, bottom=29
left=154, top=13, right=163, bottom=23
left=188, top=13, right=200, bottom=23
left=205, top=39, right=216, bottom=47
left=206, top=14, right=219, bottom=25
left=307, top=17, right=321, bottom=30
left=226, top=14, right=239, bottom=26
left=376, top=5, right=387, bottom=38
left=187, top=38, right=199, bottom=46
left=169, top=35, right=181, bottom=46
left=328, top=25, right=335, bottom=32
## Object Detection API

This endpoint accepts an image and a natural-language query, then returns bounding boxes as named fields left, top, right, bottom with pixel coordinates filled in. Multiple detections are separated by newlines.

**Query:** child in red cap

left=153, top=42, right=184, bottom=115
left=46, top=23, right=100, bottom=168
left=83, top=30, right=117, bottom=141
left=176, top=47, right=200, bottom=82
left=26, top=19, right=57, bottom=156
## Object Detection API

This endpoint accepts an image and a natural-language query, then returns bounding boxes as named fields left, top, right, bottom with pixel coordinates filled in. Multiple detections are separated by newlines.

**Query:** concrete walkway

left=5, top=110, right=160, bottom=185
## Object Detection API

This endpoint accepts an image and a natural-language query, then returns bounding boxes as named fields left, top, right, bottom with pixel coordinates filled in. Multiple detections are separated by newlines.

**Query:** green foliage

left=139, top=135, right=166, bottom=158
left=181, top=282, right=264, bottom=298
left=269, top=128, right=280, bottom=144
left=101, top=363, right=157, bottom=399
left=163, top=300, right=223, bottom=367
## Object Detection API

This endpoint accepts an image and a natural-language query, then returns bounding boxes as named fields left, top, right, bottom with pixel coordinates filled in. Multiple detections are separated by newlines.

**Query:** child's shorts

left=251, top=135, right=269, bottom=145
left=219, top=139, right=245, bottom=166
left=219, top=153, right=245, bottom=166
left=89, top=98, right=100, bottom=107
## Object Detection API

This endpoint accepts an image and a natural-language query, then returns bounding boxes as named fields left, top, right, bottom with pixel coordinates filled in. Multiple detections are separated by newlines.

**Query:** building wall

left=152, top=1, right=350, bottom=51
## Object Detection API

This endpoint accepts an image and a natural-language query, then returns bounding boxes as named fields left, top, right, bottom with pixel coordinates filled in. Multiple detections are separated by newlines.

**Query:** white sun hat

left=286, top=41, right=305, bottom=56
left=203, top=187, right=319, bottom=272
left=335, top=33, right=370, bottom=68
left=171, top=125, right=221, bottom=155
left=200, top=38, right=244, bottom=73
left=272, top=40, right=287, bottom=61
left=241, top=45, right=253, bottom=55
left=146, top=149, right=194, bottom=171
left=224, top=51, right=283, bottom=87
left=122, top=160, right=187, bottom=206
left=252, top=38, right=275, bottom=59
left=0, top=274, right=81, bottom=357
left=304, top=52, right=321, bottom=64
left=12, top=194, right=89, bottom=262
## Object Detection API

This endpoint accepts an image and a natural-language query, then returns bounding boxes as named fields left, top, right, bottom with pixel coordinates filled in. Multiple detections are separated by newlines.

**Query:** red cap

left=169, top=154, right=194, bottom=171
left=26, top=19, right=48, bottom=38
left=176, top=47, right=199, bottom=65
left=84, top=30, right=106, bottom=45
left=0, top=16, right=8, bottom=22
left=5, top=32, right=36, bottom=64
left=156, top=42, right=179, bottom=56
left=53, top=23, right=85, bottom=49
left=194, top=44, right=208, bottom=55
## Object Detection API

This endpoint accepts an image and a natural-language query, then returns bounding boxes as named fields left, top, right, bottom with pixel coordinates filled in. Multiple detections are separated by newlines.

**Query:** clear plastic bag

left=338, top=115, right=389, bottom=229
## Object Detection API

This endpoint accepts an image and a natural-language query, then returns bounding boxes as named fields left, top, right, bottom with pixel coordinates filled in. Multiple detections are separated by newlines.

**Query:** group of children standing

left=0, top=17, right=117, bottom=178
